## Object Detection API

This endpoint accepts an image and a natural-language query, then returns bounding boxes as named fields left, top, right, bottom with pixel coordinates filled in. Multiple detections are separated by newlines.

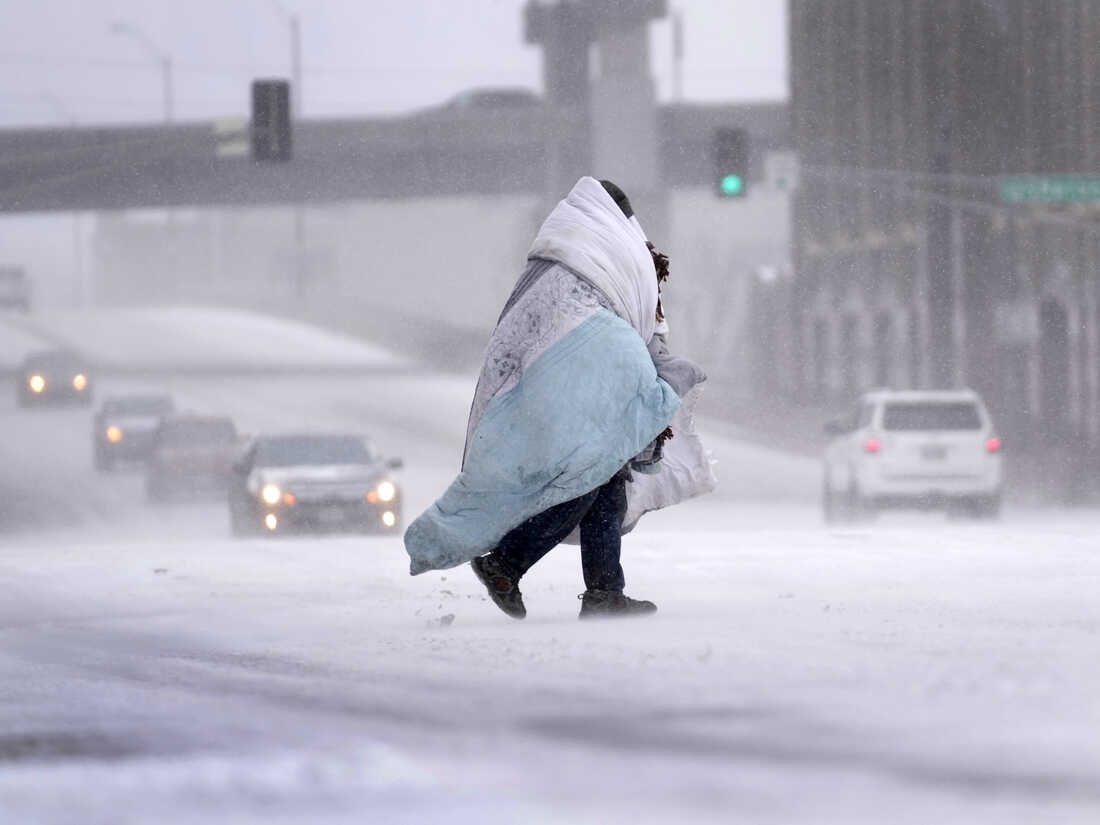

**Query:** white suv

left=823, top=389, right=1003, bottom=520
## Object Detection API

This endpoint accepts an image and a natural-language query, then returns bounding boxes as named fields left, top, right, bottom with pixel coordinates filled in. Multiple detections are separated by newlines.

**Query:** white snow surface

left=0, top=320, right=1098, bottom=824
left=0, top=314, right=53, bottom=370
left=2, top=307, right=405, bottom=371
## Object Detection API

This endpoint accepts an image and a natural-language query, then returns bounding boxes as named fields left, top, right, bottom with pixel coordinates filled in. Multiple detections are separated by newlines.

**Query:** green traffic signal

left=720, top=174, right=744, bottom=197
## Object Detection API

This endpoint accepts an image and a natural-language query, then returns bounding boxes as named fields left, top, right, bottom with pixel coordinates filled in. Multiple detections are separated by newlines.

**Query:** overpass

left=0, top=102, right=789, bottom=213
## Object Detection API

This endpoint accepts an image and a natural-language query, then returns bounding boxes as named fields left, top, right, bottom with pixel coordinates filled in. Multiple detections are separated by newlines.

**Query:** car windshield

left=159, top=419, right=237, bottom=447
left=882, top=402, right=982, bottom=431
left=26, top=353, right=83, bottom=371
left=255, top=436, right=375, bottom=467
left=106, top=397, right=174, bottom=416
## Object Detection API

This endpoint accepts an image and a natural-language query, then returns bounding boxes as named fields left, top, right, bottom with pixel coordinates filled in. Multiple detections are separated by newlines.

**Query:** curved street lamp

left=38, top=91, right=76, bottom=125
left=109, top=21, right=173, bottom=122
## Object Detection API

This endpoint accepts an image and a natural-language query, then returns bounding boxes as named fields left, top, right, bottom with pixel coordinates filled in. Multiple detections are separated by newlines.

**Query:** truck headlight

left=377, top=481, right=396, bottom=502
left=106, top=425, right=122, bottom=443
left=28, top=375, right=45, bottom=393
left=72, top=373, right=87, bottom=391
left=261, top=483, right=282, bottom=505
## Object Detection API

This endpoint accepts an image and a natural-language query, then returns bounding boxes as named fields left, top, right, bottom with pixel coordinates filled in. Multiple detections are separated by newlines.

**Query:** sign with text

left=999, top=176, right=1100, bottom=204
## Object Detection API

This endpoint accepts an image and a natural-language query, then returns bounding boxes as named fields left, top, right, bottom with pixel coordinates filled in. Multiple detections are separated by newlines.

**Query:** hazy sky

left=0, top=1, right=787, bottom=127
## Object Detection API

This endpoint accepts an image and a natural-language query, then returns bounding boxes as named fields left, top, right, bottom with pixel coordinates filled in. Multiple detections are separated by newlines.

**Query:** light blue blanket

left=405, top=308, right=679, bottom=574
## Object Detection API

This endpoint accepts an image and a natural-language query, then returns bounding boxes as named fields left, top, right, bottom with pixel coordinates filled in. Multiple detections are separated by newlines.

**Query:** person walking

left=403, top=177, right=714, bottom=619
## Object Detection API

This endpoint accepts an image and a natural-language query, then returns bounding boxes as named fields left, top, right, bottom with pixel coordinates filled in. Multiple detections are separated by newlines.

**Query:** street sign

left=765, top=151, right=799, bottom=191
left=999, top=175, right=1100, bottom=204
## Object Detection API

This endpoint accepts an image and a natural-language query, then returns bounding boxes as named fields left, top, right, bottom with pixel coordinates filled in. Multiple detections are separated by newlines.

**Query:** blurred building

left=789, top=1, right=1100, bottom=461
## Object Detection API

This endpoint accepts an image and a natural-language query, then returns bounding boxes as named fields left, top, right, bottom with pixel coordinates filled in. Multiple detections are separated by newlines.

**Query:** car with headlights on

left=823, top=389, right=1003, bottom=520
left=228, top=433, right=403, bottom=536
left=17, top=350, right=92, bottom=407
left=146, top=414, right=240, bottom=501
left=93, top=393, right=175, bottom=470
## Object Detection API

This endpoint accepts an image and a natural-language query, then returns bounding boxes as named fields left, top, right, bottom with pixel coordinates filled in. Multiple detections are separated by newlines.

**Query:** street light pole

left=39, top=92, right=85, bottom=305
left=672, top=9, right=684, bottom=103
left=267, top=1, right=306, bottom=296
left=161, top=55, right=174, bottom=122
left=109, top=22, right=173, bottom=122
left=290, top=14, right=301, bottom=118
left=269, top=0, right=302, bottom=117
left=38, top=91, right=76, bottom=125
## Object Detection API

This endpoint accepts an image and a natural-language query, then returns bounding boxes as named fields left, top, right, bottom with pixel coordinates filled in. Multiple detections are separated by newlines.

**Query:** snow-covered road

left=1, top=313, right=1098, bottom=824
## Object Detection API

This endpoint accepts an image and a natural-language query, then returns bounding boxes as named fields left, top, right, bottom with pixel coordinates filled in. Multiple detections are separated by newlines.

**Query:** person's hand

left=646, top=241, right=670, bottom=283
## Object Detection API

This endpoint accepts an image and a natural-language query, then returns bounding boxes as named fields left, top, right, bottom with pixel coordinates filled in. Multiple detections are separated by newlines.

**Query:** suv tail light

left=985, top=436, right=1002, bottom=453
left=863, top=438, right=881, bottom=454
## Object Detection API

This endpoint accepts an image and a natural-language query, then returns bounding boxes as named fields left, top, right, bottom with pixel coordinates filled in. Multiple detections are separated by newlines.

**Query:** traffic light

left=713, top=127, right=749, bottom=198
left=251, top=79, right=292, bottom=162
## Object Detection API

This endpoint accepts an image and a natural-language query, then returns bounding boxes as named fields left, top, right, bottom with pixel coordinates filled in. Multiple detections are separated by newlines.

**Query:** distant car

left=443, top=87, right=541, bottom=110
left=93, top=393, right=175, bottom=471
left=411, top=87, right=542, bottom=120
left=0, top=266, right=30, bottom=312
left=17, top=351, right=92, bottom=407
left=146, top=414, right=239, bottom=501
left=823, top=389, right=1003, bottom=520
left=228, top=433, right=403, bottom=536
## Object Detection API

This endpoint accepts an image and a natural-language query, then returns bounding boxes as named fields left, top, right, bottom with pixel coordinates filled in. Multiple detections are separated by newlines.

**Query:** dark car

left=93, top=393, right=175, bottom=470
left=228, top=433, right=403, bottom=536
left=444, top=87, right=541, bottom=110
left=18, top=350, right=92, bottom=407
left=413, top=87, right=542, bottom=121
left=146, top=414, right=239, bottom=501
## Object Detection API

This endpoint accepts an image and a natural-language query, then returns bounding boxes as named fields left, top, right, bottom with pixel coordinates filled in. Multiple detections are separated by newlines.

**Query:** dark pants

left=492, top=470, right=628, bottom=592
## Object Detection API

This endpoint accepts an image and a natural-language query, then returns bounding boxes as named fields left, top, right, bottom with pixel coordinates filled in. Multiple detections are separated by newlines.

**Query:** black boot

left=578, top=589, right=657, bottom=619
left=471, top=554, right=526, bottom=620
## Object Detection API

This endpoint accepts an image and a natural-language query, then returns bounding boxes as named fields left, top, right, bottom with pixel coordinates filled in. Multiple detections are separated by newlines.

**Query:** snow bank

left=9, top=307, right=408, bottom=372
left=0, top=316, right=54, bottom=370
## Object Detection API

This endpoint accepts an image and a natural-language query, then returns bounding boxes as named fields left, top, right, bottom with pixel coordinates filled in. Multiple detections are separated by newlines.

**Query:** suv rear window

left=882, top=402, right=982, bottom=431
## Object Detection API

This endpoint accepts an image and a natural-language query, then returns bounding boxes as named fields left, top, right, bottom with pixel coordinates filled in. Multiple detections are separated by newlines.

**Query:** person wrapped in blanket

left=403, top=177, right=715, bottom=619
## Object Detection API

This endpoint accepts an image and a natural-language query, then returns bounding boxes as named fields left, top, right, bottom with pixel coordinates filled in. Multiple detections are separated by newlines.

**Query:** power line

left=0, top=94, right=242, bottom=109
left=801, top=165, right=1100, bottom=237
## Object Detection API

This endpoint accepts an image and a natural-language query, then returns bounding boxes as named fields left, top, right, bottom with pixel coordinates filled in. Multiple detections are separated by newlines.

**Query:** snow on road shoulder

left=9, top=306, right=409, bottom=372
left=2, top=516, right=1099, bottom=824
left=0, top=314, right=54, bottom=370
